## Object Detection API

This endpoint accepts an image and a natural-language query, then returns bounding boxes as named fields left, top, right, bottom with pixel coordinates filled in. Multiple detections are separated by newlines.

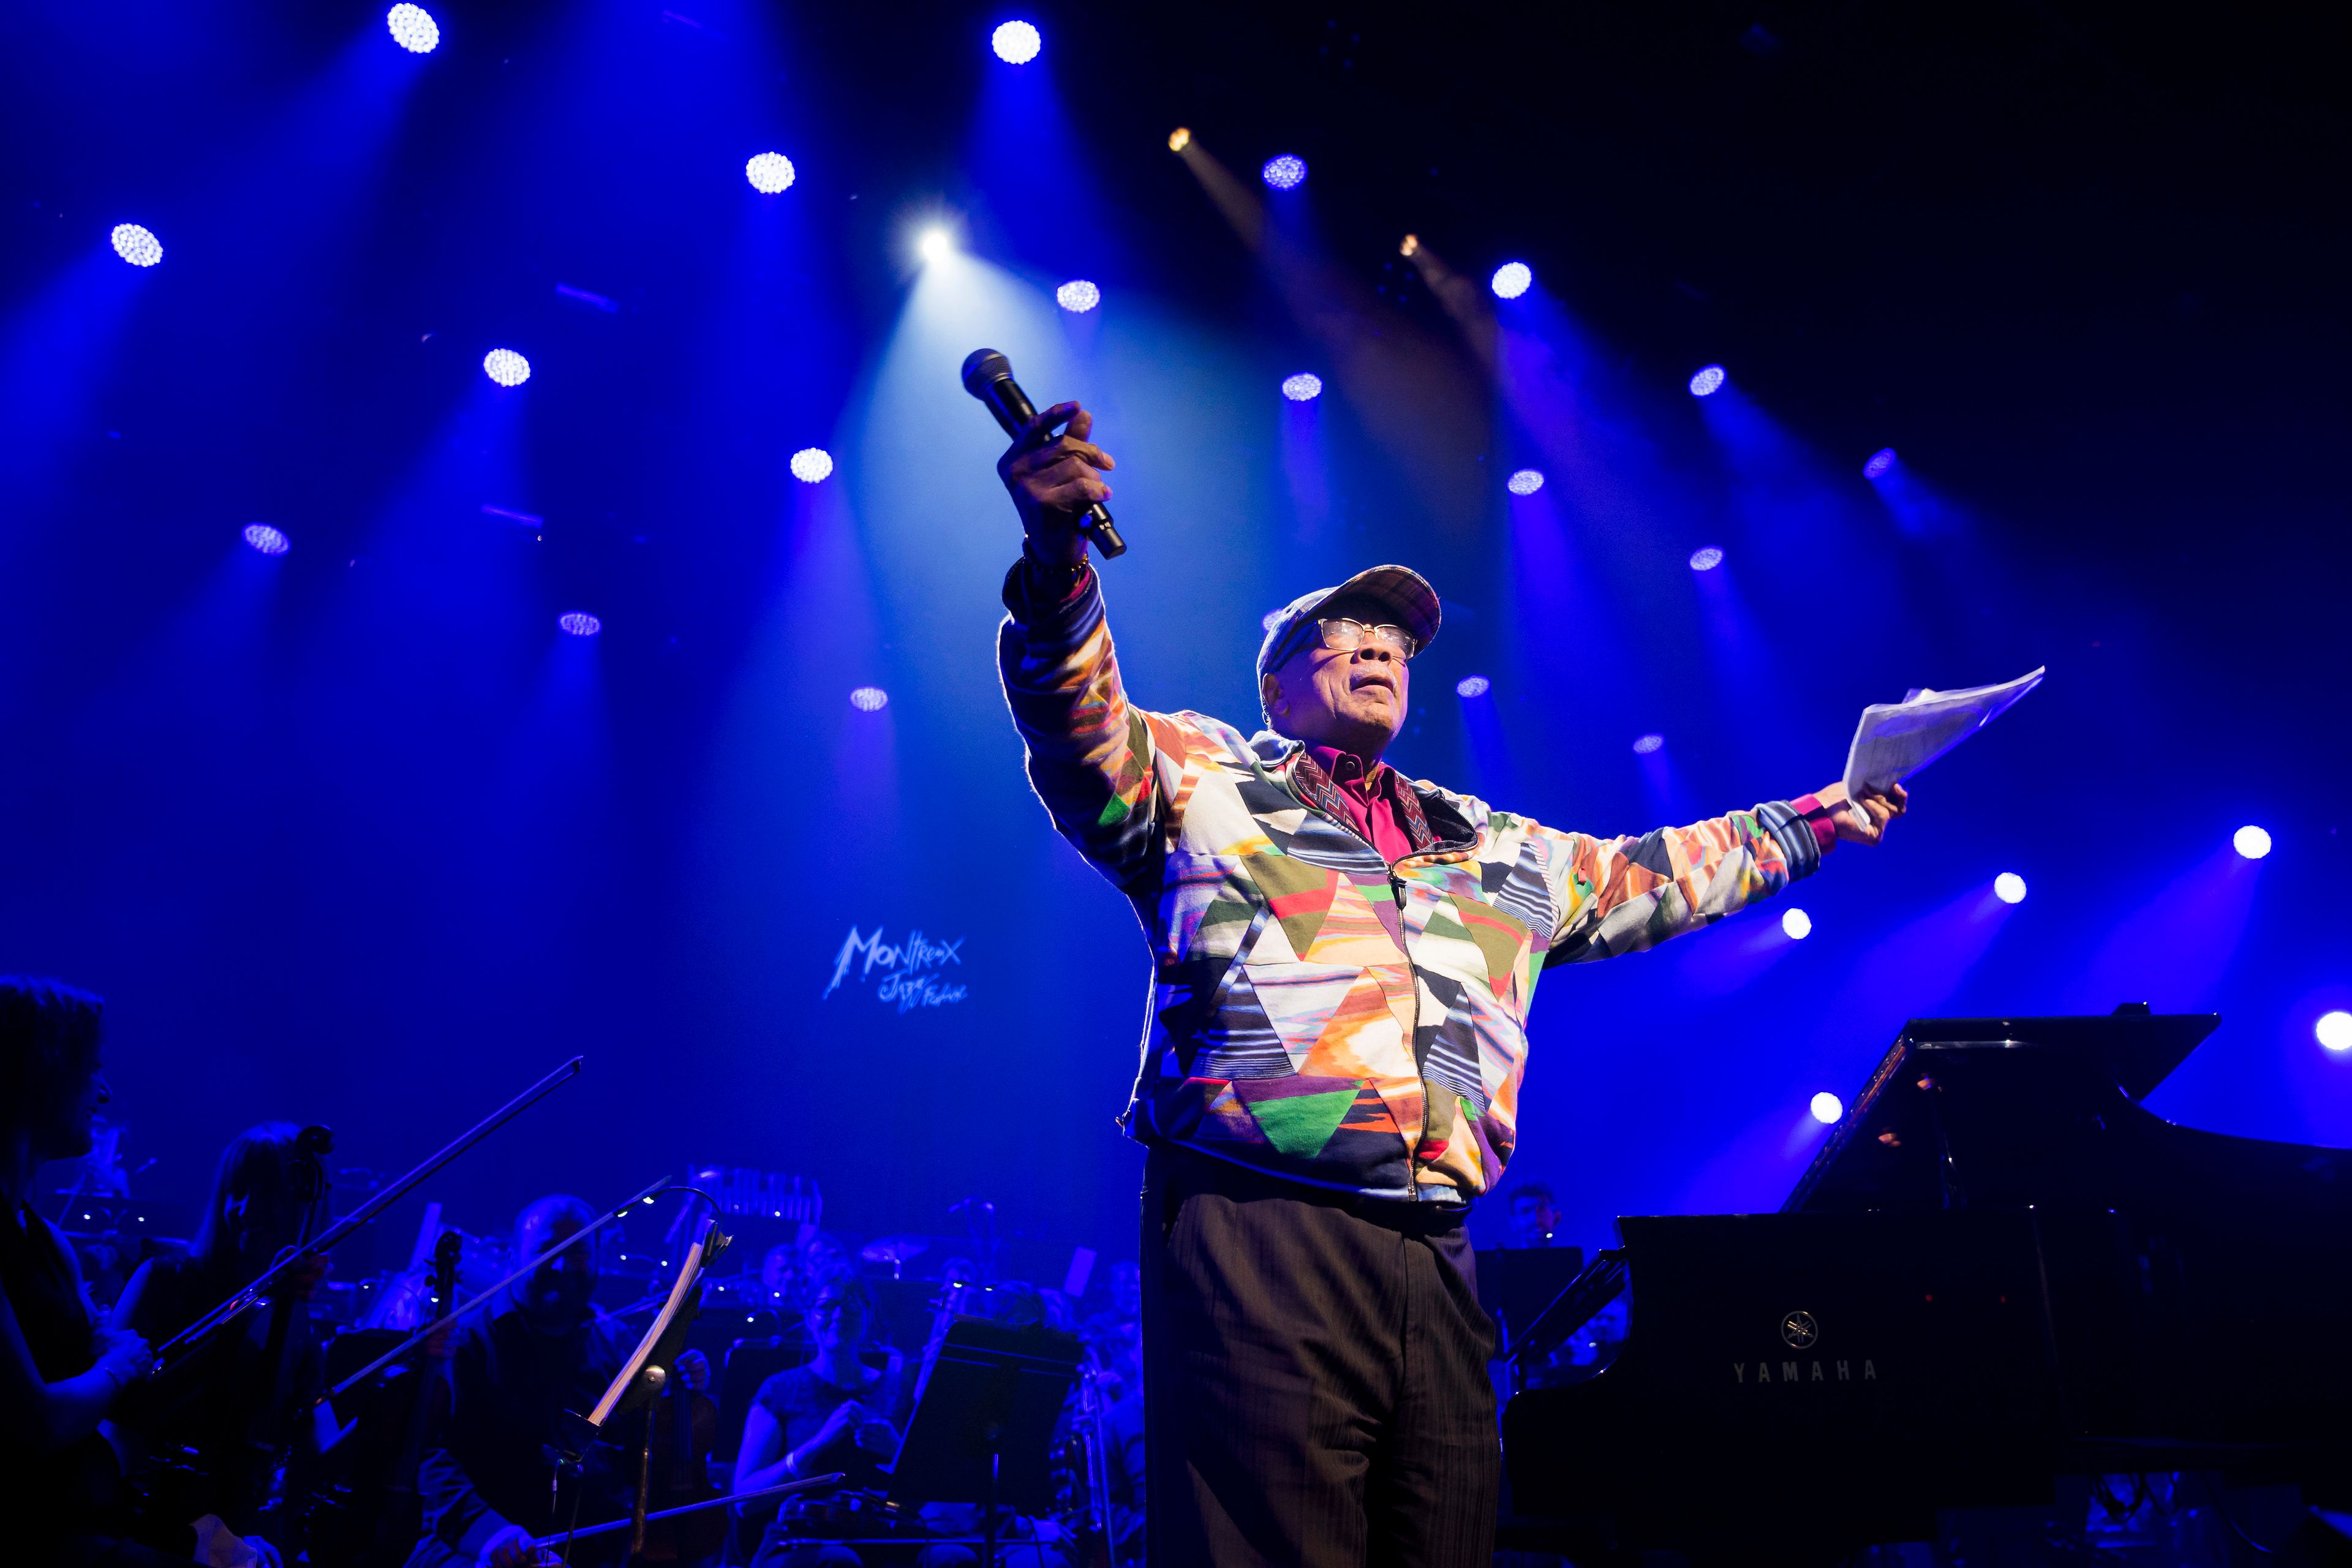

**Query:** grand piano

left=1500, top=1006, right=2352, bottom=1559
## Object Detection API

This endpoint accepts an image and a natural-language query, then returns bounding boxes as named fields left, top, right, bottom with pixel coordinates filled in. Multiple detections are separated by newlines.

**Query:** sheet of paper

left=1842, top=667, right=2045, bottom=801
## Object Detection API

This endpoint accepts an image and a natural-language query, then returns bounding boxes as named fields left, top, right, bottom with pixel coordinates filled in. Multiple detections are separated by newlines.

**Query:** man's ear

left=1260, top=671, right=1289, bottom=716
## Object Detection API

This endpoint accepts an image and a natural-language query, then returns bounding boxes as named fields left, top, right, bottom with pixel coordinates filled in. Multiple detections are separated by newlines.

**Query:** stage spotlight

left=1455, top=674, right=1490, bottom=698
left=1782, top=908, right=1813, bottom=940
left=242, top=524, right=290, bottom=556
left=918, top=228, right=953, bottom=263
left=790, top=448, right=834, bottom=483
left=745, top=152, right=796, bottom=194
left=2319, top=1011, right=2352, bottom=1053
left=557, top=612, right=602, bottom=637
left=1261, top=154, right=1307, bottom=191
left=1056, top=279, right=1101, bottom=313
left=2234, top=824, right=2272, bottom=859
left=1688, top=546, right=1724, bottom=571
left=1688, top=364, right=1726, bottom=398
left=1632, top=733, right=1664, bottom=755
left=1994, top=872, right=2027, bottom=904
left=1810, top=1091, right=1843, bottom=1124
left=1506, top=469, right=1545, bottom=496
left=110, top=223, right=161, bottom=268
left=1863, top=447, right=1898, bottom=480
left=1281, top=372, right=1323, bottom=402
left=991, top=20, right=1041, bottom=63
left=386, top=3, right=439, bottom=53
left=483, top=348, right=531, bottom=386
left=1168, top=127, right=1191, bottom=153
left=1400, top=233, right=1419, bottom=257
left=849, top=685, right=890, bottom=712
left=1490, top=262, right=1532, bottom=300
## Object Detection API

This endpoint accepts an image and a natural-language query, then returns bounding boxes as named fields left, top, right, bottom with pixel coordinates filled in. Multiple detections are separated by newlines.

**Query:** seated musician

left=407, top=1194, right=710, bottom=1568
left=734, top=1273, right=908, bottom=1567
left=0, top=976, right=174, bottom=1566
left=110, top=1121, right=333, bottom=1559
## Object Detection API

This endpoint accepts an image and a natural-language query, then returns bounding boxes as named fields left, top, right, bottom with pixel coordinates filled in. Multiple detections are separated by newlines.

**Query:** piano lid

left=1783, top=1006, right=2220, bottom=1214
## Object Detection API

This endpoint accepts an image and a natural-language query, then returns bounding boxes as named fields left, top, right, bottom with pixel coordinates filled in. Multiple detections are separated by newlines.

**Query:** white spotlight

left=918, top=228, right=953, bottom=263
left=110, top=223, right=162, bottom=268
left=2319, top=1011, right=2352, bottom=1053
left=1994, top=872, right=2027, bottom=904
left=482, top=348, right=531, bottom=387
left=1781, top=907, right=1812, bottom=940
left=386, top=3, right=439, bottom=53
left=1809, top=1091, right=1843, bottom=1124
left=2233, top=824, right=2272, bottom=859
left=745, top=153, right=796, bottom=194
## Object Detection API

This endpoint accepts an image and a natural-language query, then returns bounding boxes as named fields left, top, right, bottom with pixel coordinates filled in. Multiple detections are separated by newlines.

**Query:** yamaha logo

left=1779, top=1310, right=1819, bottom=1348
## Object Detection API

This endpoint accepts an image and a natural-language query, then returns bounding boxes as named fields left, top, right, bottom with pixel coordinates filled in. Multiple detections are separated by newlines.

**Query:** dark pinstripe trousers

left=1140, top=1143, right=1500, bottom=1567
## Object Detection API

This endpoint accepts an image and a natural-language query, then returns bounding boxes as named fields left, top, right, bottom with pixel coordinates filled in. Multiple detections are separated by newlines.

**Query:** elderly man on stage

left=992, top=402, right=1905, bottom=1567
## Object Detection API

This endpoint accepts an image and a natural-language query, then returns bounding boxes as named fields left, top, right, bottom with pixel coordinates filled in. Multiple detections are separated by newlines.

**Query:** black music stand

left=885, top=1319, right=1082, bottom=1568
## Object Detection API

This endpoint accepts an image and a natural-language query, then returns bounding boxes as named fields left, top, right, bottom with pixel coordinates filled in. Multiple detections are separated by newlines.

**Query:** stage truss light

left=1490, top=262, right=1532, bottom=300
left=745, top=152, right=796, bottom=194
left=1632, top=733, right=1664, bottom=755
left=110, top=223, right=161, bottom=267
left=1168, top=127, right=1191, bottom=153
left=242, top=524, right=290, bottom=556
left=2233, top=824, right=2272, bottom=859
left=483, top=348, right=530, bottom=386
left=918, top=228, right=953, bottom=263
left=1281, top=372, right=1322, bottom=402
left=1782, top=907, right=1813, bottom=940
left=386, top=3, right=439, bottom=53
left=1863, top=447, right=1898, bottom=480
left=790, top=448, right=834, bottom=483
left=1688, top=364, right=1727, bottom=398
left=1809, top=1091, right=1843, bottom=1124
left=991, top=20, right=1041, bottom=64
left=558, top=612, right=602, bottom=637
left=849, top=685, right=890, bottom=712
left=1400, top=233, right=1419, bottom=257
left=1455, top=675, right=1490, bottom=698
left=1689, top=546, right=1725, bottom=571
left=2319, top=1011, right=2352, bottom=1053
left=1056, top=279, right=1101, bottom=313
left=1261, top=154, right=1306, bottom=191
left=1506, top=469, right=1545, bottom=496
left=1994, top=872, right=2027, bottom=904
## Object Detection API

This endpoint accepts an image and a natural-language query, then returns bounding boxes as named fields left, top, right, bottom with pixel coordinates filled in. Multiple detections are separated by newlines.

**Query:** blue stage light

left=1632, top=733, right=1664, bottom=755
left=1863, top=447, right=1898, bottom=480
left=790, top=448, right=834, bottom=483
left=1490, top=262, right=1532, bottom=300
left=558, top=612, right=601, bottom=637
left=242, top=524, right=290, bottom=556
left=386, top=4, right=439, bottom=53
left=1782, top=907, right=1813, bottom=940
left=1506, top=469, right=1544, bottom=496
left=1261, top=155, right=1307, bottom=191
left=1809, top=1091, right=1843, bottom=1124
left=1281, top=372, right=1322, bottom=402
left=1994, top=872, right=2027, bottom=904
left=745, top=153, right=796, bottom=194
left=850, top=686, right=889, bottom=712
left=110, top=224, right=161, bottom=268
left=1056, top=279, right=1101, bottom=313
left=1688, top=364, right=1726, bottom=398
left=1261, top=609, right=1285, bottom=631
left=1455, top=675, right=1490, bottom=698
left=991, top=20, right=1041, bottom=63
left=2319, top=1011, right=2352, bottom=1053
left=483, top=349, right=530, bottom=387
left=1688, top=546, right=1724, bottom=571
left=2234, top=824, right=2272, bottom=859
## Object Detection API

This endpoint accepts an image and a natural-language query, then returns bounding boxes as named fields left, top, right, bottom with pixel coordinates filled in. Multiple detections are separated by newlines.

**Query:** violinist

left=0, top=976, right=170, bottom=1566
left=111, top=1121, right=333, bottom=1559
left=407, top=1194, right=710, bottom=1568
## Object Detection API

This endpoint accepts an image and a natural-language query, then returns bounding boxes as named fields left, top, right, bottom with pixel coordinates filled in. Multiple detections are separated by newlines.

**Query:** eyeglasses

left=1315, top=618, right=1419, bottom=660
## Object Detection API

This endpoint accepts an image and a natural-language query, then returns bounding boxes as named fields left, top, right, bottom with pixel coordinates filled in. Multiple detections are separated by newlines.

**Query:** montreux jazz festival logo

left=823, top=927, right=968, bottom=1012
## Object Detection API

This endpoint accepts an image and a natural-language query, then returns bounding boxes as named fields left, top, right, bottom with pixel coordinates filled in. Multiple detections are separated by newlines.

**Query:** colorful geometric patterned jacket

left=998, top=561, right=1832, bottom=1204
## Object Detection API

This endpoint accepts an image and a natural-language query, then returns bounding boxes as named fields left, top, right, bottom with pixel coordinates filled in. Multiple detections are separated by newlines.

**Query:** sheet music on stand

left=1841, top=668, right=2045, bottom=810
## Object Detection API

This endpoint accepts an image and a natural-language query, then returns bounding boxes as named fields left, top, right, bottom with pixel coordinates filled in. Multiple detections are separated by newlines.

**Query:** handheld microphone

left=960, top=348, right=1127, bottom=559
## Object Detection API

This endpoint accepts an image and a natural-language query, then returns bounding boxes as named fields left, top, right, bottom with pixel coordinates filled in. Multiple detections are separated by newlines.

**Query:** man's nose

left=1351, top=646, right=1392, bottom=663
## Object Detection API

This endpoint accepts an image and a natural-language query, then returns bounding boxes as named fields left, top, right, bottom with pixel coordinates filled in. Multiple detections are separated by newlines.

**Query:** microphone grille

left=960, top=348, right=1013, bottom=396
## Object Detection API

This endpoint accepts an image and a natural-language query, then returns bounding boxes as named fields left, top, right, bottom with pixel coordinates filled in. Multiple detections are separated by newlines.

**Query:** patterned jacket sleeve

left=1537, top=801, right=1828, bottom=965
left=997, top=558, right=1175, bottom=891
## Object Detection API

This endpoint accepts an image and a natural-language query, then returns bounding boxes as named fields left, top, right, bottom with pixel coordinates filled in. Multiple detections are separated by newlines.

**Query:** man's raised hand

left=1810, top=780, right=1909, bottom=846
left=997, top=401, right=1114, bottom=567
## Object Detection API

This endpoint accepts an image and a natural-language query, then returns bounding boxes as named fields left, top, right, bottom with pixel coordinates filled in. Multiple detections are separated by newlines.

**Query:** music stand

left=885, top=1318, right=1081, bottom=1567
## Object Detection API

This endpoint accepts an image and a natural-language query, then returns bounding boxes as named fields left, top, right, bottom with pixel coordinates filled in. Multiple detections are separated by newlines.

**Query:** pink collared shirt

left=1306, top=745, right=1421, bottom=865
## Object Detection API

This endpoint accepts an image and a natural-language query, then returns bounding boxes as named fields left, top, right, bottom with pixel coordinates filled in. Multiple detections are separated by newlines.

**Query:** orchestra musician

left=990, top=404, right=1908, bottom=1566
left=405, top=1194, right=710, bottom=1568
left=0, top=976, right=173, bottom=1566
